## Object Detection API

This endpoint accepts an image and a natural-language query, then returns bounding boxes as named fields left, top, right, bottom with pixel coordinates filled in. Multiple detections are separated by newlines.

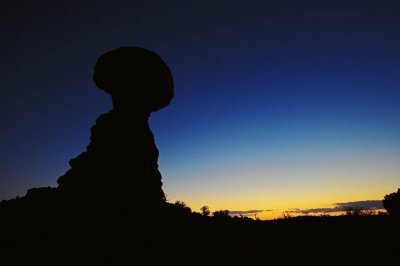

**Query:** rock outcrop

left=0, top=47, right=176, bottom=265
left=56, top=47, right=174, bottom=216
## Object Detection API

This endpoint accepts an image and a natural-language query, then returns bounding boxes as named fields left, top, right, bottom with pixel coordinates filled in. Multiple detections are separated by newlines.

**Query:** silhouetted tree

left=200, top=205, right=210, bottom=217
left=173, top=200, right=192, bottom=214
left=383, top=188, right=400, bottom=215
left=174, top=200, right=188, bottom=208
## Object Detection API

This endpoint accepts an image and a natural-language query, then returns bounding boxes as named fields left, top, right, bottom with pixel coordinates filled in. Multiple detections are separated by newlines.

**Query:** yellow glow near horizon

left=162, top=148, right=399, bottom=220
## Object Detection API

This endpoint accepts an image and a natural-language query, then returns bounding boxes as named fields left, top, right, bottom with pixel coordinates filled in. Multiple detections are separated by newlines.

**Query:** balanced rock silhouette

left=57, top=47, right=173, bottom=216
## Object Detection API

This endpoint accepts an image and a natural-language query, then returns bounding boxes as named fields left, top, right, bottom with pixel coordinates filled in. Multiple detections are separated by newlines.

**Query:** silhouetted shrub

left=344, top=207, right=363, bottom=216
left=383, top=188, right=400, bottom=215
left=213, top=210, right=230, bottom=218
left=344, top=207, right=376, bottom=216
left=200, top=205, right=210, bottom=217
left=173, top=200, right=192, bottom=214
left=280, top=211, right=293, bottom=219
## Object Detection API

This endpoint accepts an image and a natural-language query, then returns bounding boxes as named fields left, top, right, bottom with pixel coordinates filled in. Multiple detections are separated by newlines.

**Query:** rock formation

left=56, top=46, right=174, bottom=215
left=0, top=47, right=175, bottom=264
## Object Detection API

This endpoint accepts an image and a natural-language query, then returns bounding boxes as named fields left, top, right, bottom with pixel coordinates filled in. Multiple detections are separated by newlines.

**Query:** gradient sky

left=1, top=0, right=399, bottom=219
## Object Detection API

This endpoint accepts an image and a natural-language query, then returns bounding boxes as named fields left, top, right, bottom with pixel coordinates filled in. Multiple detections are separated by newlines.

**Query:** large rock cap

left=93, top=47, right=174, bottom=112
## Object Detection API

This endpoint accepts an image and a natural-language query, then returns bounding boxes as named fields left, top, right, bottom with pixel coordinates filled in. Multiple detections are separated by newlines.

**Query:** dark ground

left=1, top=202, right=398, bottom=266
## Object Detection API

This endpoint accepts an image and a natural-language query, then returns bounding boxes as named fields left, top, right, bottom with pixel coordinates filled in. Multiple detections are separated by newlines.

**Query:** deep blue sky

left=1, top=0, right=399, bottom=218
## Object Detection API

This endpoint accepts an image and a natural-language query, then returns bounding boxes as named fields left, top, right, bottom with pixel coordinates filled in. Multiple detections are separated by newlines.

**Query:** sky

left=1, top=0, right=399, bottom=219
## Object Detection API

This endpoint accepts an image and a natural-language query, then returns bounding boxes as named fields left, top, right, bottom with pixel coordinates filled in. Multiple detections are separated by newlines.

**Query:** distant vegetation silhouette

left=383, top=188, right=400, bottom=215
